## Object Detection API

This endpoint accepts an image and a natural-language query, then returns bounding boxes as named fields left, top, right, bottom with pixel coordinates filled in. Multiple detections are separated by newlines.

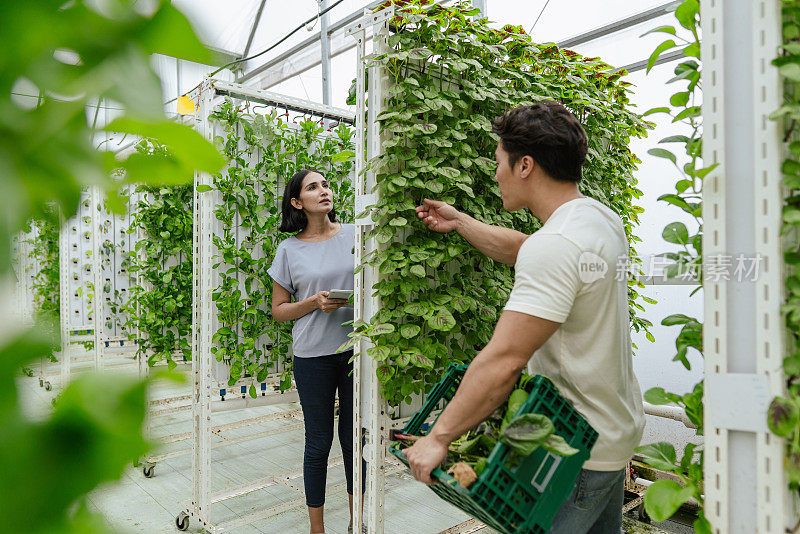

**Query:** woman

left=268, top=169, right=364, bottom=534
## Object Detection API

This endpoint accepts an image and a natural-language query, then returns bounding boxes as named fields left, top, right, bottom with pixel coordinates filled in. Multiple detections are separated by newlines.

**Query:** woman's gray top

left=267, top=223, right=355, bottom=358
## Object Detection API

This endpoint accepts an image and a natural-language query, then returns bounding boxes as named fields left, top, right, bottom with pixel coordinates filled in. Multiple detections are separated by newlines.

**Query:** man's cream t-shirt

left=504, top=196, right=645, bottom=471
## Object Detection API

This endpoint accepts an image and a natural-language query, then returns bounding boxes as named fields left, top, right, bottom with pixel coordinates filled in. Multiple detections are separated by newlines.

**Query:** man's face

left=494, top=141, right=522, bottom=211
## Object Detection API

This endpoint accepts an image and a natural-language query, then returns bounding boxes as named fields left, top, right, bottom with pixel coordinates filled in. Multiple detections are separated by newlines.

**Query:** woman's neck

left=299, top=214, right=337, bottom=240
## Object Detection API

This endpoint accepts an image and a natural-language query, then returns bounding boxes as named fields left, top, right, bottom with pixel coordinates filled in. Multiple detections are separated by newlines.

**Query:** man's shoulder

left=518, top=232, right=583, bottom=268
left=546, top=198, right=626, bottom=248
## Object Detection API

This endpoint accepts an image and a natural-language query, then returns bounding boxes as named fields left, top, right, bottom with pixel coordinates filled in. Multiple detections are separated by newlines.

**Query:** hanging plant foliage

left=122, top=141, right=193, bottom=369
left=208, top=99, right=355, bottom=394
left=349, top=0, right=652, bottom=407
left=773, top=0, right=800, bottom=508
left=23, top=213, right=61, bottom=360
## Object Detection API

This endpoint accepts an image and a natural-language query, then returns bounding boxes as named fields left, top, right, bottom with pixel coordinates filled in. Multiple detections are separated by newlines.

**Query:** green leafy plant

left=23, top=213, right=62, bottom=361
left=0, top=0, right=224, bottom=275
left=0, top=2, right=224, bottom=531
left=207, top=100, right=355, bottom=394
left=122, top=148, right=194, bottom=370
left=344, top=0, right=651, bottom=407
left=631, top=2, right=710, bottom=532
left=771, top=0, right=800, bottom=524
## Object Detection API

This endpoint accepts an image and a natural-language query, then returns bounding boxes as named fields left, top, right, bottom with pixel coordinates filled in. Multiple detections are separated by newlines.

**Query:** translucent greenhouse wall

left=627, top=62, right=704, bottom=453
left=563, top=17, right=704, bottom=455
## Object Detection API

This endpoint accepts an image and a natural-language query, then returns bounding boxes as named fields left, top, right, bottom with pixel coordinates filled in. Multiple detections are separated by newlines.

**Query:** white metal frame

left=347, top=7, right=395, bottom=533
left=48, top=189, right=137, bottom=388
left=34, top=187, right=141, bottom=390
left=92, top=186, right=139, bottom=360
left=139, top=101, right=334, bottom=474
left=177, top=77, right=357, bottom=532
left=48, top=194, right=98, bottom=389
left=345, top=6, right=719, bottom=534
left=701, top=0, right=794, bottom=532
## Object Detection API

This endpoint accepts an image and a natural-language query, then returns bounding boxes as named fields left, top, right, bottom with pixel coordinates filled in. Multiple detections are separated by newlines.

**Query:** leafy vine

left=207, top=100, right=355, bottom=395
left=24, top=214, right=61, bottom=360
left=342, top=0, right=651, bottom=408
left=769, top=0, right=800, bottom=518
left=630, top=1, right=711, bottom=532
left=122, top=142, right=193, bottom=369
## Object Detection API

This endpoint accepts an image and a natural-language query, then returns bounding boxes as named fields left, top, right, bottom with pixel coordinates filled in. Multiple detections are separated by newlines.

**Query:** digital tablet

left=328, top=289, right=353, bottom=300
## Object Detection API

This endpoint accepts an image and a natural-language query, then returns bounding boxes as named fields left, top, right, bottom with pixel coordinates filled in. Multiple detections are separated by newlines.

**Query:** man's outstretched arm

left=415, top=198, right=528, bottom=266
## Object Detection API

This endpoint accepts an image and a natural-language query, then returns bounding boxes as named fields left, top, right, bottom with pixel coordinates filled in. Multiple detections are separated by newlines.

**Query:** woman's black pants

left=293, top=349, right=365, bottom=508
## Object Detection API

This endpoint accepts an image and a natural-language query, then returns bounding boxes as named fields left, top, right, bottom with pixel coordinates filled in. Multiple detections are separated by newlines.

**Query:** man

left=404, top=101, right=644, bottom=533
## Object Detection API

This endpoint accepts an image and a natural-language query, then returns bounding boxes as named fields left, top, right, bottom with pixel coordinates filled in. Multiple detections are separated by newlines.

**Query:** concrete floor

left=22, top=348, right=691, bottom=534
left=23, top=350, right=477, bottom=534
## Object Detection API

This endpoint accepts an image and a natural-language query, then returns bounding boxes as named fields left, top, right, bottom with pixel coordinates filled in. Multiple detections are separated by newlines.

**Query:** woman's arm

left=271, top=280, right=347, bottom=322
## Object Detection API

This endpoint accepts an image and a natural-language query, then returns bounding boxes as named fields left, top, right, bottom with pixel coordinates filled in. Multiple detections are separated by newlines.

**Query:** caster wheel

left=175, top=511, right=189, bottom=531
left=44, top=381, right=52, bottom=391
left=638, top=502, right=651, bottom=523
left=143, top=462, right=155, bottom=478
left=39, top=378, right=43, bottom=387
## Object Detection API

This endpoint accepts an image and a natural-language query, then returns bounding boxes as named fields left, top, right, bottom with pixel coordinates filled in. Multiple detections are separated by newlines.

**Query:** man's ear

left=290, top=197, right=303, bottom=210
left=519, top=155, right=535, bottom=179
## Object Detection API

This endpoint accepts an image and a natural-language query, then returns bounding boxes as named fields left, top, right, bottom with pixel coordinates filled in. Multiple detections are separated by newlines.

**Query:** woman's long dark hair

left=279, top=169, right=337, bottom=233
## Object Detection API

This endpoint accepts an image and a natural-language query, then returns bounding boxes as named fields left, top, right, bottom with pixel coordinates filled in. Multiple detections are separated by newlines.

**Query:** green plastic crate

left=390, top=363, right=598, bottom=534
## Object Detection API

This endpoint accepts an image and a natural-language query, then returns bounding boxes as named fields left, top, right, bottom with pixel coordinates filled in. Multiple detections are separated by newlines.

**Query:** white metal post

left=191, top=79, right=214, bottom=527
left=352, top=24, right=367, bottom=534
left=346, top=8, right=394, bottom=533
left=364, top=13, right=390, bottom=534
left=59, top=211, right=70, bottom=386
left=91, top=186, right=103, bottom=372
left=320, top=0, right=332, bottom=106
left=701, top=0, right=790, bottom=532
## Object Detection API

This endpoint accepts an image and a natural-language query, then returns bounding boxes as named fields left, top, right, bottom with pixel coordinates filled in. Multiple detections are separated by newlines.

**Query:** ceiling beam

left=616, top=49, right=686, bottom=74
left=238, top=0, right=389, bottom=84
left=205, top=44, right=243, bottom=66
left=243, top=0, right=269, bottom=58
left=557, top=1, right=681, bottom=49
left=241, top=0, right=683, bottom=92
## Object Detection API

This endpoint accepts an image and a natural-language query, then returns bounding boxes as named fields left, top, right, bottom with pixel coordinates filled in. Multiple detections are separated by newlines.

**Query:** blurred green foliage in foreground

left=0, top=0, right=224, bottom=531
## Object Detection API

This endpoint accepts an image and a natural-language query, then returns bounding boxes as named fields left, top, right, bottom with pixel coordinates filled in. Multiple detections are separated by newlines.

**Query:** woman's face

left=292, top=172, right=333, bottom=215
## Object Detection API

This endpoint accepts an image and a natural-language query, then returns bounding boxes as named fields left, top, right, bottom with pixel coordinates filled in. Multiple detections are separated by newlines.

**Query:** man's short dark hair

left=492, top=101, right=588, bottom=183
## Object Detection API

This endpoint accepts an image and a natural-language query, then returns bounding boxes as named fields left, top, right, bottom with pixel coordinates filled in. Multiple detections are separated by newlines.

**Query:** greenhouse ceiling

left=174, top=0, right=681, bottom=85
left=9, top=0, right=684, bottom=151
